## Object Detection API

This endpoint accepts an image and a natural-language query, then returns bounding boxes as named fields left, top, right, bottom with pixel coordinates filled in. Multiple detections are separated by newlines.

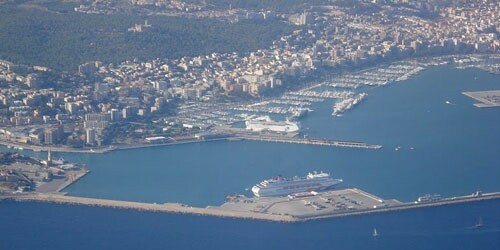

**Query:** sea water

left=0, top=199, right=498, bottom=250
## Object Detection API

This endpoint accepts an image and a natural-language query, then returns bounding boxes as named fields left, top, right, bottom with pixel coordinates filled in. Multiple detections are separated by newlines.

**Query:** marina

left=161, top=60, right=433, bottom=130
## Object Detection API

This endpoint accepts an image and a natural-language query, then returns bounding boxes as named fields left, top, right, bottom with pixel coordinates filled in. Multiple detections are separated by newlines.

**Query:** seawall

left=1, top=191, right=499, bottom=223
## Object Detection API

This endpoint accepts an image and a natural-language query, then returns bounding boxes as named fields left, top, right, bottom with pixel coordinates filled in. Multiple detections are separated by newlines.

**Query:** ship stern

left=251, top=186, right=261, bottom=197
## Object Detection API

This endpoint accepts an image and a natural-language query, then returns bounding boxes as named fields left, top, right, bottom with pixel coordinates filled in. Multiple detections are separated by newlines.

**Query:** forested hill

left=0, top=4, right=293, bottom=72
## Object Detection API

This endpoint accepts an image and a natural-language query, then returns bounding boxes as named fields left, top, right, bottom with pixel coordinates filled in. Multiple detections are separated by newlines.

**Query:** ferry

left=251, top=171, right=343, bottom=197
left=416, top=194, right=442, bottom=203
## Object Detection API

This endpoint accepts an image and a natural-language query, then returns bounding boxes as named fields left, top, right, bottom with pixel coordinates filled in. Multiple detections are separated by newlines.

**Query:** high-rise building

left=86, top=128, right=96, bottom=145
left=65, top=102, right=78, bottom=114
left=44, top=125, right=64, bottom=145
left=78, top=61, right=102, bottom=75
left=110, top=109, right=121, bottom=121
left=122, top=106, right=136, bottom=119
left=84, top=113, right=110, bottom=121
left=26, top=74, right=42, bottom=88
left=94, top=82, right=109, bottom=101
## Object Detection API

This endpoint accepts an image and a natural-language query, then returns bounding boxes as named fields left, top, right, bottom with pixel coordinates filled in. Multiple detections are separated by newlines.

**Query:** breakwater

left=2, top=190, right=498, bottom=223
left=237, top=136, right=382, bottom=149
left=2, top=193, right=297, bottom=222
left=296, top=192, right=500, bottom=221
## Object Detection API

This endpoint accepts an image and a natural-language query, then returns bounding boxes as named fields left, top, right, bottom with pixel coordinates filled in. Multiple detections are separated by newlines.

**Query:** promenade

left=0, top=132, right=382, bottom=155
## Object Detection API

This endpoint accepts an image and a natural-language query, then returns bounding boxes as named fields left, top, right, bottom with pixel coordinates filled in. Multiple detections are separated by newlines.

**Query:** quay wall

left=1, top=192, right=499, bottom=223
left=56, top=170, right=91, bottom=193
left=0, top=134, right=382, bottom=155
left=298, top=192, right=500, bottom=221
left=1, top=193, right=298, bottom=223
left=237, top=136, right=382, bottom=149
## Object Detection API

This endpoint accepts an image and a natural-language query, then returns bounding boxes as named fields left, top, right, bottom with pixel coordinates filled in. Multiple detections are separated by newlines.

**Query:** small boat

left=467, top=216, right=484, bottom=230
left=372, top=228, right=378, bottom=237
left=474, top=217, right=483, bottom=229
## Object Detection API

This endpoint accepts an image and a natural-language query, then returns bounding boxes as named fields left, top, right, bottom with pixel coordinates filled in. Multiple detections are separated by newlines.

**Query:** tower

left=47, top=150, right=52, bottom=165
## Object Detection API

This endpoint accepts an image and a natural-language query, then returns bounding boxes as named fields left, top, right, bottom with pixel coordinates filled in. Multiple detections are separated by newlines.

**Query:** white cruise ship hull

left=245, top=116, right=300, bottom=133
left=251, top=173, right=342, bottom=197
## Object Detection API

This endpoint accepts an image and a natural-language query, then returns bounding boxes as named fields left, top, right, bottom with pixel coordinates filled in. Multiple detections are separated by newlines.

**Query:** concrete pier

left=238, top=135, right=382, bottom=150
left=462, top=90, right=500, bottom=108
left=3, top=193, right=297, bottom=222
left=2, top=189, right=498, bottom=223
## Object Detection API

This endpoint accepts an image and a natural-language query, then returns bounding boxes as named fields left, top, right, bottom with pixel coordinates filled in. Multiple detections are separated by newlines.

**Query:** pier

left=462, top=90, right=500, bottom=108
left=2, top=189, right=498, bottom=223
left=1, top=193, right=297, bottom=222
left=238, top=135, right=382, bottom=150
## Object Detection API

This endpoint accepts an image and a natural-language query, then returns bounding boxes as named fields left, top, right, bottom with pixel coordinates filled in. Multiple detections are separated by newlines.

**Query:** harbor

left=1, top=189, right=499, bottom=223
left=0, top=151, right=90, bottom=194
left=1, top=56, right=488, bottom=155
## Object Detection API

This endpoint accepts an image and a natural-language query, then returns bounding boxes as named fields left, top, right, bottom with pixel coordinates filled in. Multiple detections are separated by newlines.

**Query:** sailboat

left=474, top=216, right=483, bottom=229
left=372, top=228, right=378, bottom=237
left=467, top=216, right=483, bottom=230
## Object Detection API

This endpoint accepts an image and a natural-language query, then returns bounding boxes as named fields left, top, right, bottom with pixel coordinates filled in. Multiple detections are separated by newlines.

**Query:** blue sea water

left=0, top=65, right=499, bottom=249
left=0, top=199, right=499, bottom=250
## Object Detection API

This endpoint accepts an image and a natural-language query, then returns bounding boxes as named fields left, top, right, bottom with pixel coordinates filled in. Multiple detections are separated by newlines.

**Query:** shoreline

left=0, top=134, right=383, bottom=155
left=0, top=137, right=231, bottom=154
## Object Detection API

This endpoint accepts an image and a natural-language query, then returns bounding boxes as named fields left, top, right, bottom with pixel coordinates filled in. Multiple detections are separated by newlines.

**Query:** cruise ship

left=245, top=116, right=300, bottom=133
left=251, top=172, right=343, bottom=197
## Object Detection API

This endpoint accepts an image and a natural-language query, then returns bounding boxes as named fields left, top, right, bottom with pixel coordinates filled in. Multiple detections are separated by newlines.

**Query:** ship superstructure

left=245, top=116, right=300, bottom=133
left=251, top=172, right=343, bottom=197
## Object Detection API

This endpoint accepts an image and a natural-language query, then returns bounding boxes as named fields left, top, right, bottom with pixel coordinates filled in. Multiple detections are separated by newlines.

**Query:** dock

left=1, top=193, right=296, bottom=222
left=2, top=189, right=498, bottom=223
left=462, top=90, right=500, bottom=108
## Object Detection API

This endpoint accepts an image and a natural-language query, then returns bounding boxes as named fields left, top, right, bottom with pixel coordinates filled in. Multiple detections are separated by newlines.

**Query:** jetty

left=462, top=90, right=500, bottom=108
left=2, top=189, right=498, bottom=223
left=238, top=135, right=382, bottom=150
left=1, top=193, right=296, bottom=222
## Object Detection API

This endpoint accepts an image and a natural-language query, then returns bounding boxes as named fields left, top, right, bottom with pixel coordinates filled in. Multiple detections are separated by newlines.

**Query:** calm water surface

left=0, top=199, right=499, bottom=250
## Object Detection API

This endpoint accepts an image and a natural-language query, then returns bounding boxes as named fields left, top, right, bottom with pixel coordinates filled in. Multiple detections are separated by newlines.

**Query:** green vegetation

left=0, top=4, right=294, bottom=72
